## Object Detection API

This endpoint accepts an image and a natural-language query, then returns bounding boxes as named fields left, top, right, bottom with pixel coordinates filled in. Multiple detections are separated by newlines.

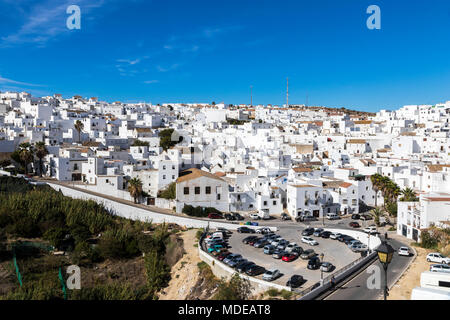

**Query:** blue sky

left=0, top=0, right=449, bottom=111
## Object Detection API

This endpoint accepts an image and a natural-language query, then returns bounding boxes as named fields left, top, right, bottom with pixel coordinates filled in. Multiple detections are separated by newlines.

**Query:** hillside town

left=0, top=91, right=449, bottom=245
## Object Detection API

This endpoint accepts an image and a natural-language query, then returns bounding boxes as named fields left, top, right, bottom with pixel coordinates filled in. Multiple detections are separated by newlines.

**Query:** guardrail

left=297, top=250, right=378, bottom=300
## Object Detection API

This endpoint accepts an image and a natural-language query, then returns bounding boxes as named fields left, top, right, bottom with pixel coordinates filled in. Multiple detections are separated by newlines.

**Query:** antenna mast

left=286, top=77, right=289, bottom=108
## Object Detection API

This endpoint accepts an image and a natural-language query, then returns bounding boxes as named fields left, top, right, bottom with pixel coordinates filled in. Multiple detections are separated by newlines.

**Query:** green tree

left=34, top=141, right=48, bottom=177
left=131, top=139, right=149, bottom=147
left=400, top=187, right=418, bottom=202
left=372, top=208, right=383, bottom=227
left=74, top=120, right=84, bottom=143
left=158, top=182, right=176, bottom=200
left=158, top=129, right=181, bottom=151
left=144, top=247, right=170, bottom=299
left=128, top=178, right=143, bottom=204
left=11, top=143, right=34, bottom=175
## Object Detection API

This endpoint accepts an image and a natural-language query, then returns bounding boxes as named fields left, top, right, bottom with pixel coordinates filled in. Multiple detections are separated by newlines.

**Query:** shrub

left=213, top=273, right=252, bottom=300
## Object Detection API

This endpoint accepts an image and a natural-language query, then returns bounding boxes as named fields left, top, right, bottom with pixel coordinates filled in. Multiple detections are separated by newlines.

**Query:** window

left=217, top=194, right=221, bottom=200
left=195, top=187, right=200, bottom=194
left=263, top=201, right=267, bottom=206
left=172, top=165, right=175, bottom=170
left=205, top=186, right=211, bottom=194
left=184, top=187, right=189, bottom=195
left=163, top=175, right=166, bottom=180
left=163, top=165, right=166, bottom=170
left=273, top=201, right=277, bottom=205
left=172, top=175, right=175, bottom=180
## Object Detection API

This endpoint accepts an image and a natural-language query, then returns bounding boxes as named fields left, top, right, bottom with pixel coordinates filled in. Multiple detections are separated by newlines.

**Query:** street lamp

left=319, top=253, right=324, bottom=283
left=375, top=241, right=395, bottom=300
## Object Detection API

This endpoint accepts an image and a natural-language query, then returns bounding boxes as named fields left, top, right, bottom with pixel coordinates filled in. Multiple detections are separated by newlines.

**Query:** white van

left=326, top=213, right=339, bottom=220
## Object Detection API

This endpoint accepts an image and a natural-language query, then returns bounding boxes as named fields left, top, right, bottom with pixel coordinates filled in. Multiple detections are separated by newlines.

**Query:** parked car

left=330, top=232, right=342, bottom=240
left=249, top=213, right=260, bottom=220
left=242, top=236, right=258, bottom=244
left=286, top=275, right=305, bottom=288
left=277, top=240, right=289, bottom=250
left=347, top=240, right=361, bottom=248
left=245, top=265, right=266, bottom=276
left=282, top=253, right=298, bottom=262
left=302, top=228, right=314, bottom=236
left=343, top=236, right=355, bottom=245
left=236, top=261, right=255, bottom=273
left=285, top=243, right=298, bottom=253
left=326, top=213, right=340, bottom=220
left=256, top=227, right=273, bottom=234
left=237, top=227, right=255, bottom=234
left=426, top=253, right=450, bottom=264
left=281, top=213, right=291, bottom=220
left=263, top=245, right=276, bottom=255
left=350, top=243, right=367, bottom=252
left=208, top=213, right=223, bottom=219
left=363, top=226, right=377, bottom=234
left=254, top=239, right=269, bottom=248
left=291, top=246, right=304, bottom=255
left=320, top=262, right=334, bottom=272
left=321, top=231, right=332, bottom=239
left=224, top=213, right=236, bottom=221
left=217, top=252, right=231, bottom=261
left=233, top=212, right=245, bottom=221
left=207, top=244, right=224, bottom=253
left=349, top=222, right=360, bottom=228
left=307, top=257, right=321, bottom=270
left=270, top=238, right=283, bottom=247
left=430, top=264, right=450, bottom=273
left=300, top=249, right=316, bottom=260
left=223, top=254, right=242, bottom=265
left=301, top=236, right=318, bottom=246
left=228, top=257, right=246, bottom=268
left=351, top=214, right=360, bottom=220
left=360, top=214, right=373, bottom=221
left=262, top=269, right=281, bottom=281
left=398, top=247, right=411, bottom=257
left=272, top=250, right=286, bottom=259
left=313, top=228, right=324, bottom=237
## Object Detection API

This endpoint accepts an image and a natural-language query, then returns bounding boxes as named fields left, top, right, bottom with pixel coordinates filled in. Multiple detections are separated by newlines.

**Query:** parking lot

left=226, top=226, right=362, bottom=288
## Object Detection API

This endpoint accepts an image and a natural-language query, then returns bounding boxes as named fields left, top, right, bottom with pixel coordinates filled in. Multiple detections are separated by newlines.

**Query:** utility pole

left=286, top=77, right=289, bottom=108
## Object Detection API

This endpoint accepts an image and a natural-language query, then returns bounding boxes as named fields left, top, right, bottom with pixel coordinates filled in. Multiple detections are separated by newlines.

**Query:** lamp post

left=319, top=253, right=324, bottom=284
left=375, top=241, right=395, bottom=300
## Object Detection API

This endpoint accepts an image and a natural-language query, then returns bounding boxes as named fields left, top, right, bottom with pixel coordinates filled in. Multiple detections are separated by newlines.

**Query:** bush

left=420, top=230, right=439, bottom=249
left=213, top=273, right=252, bottom=300
left=266, top=288, right=280, bottom=297
left=158, top=182, right=176, bottom=200
left=182, top=205, right=221, bottom=217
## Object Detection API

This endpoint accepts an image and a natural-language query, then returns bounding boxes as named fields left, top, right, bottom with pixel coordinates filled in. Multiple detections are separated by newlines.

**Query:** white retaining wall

left=324, top=228, right=382, bottom=250
left=47, top=183, right=277, bottom=232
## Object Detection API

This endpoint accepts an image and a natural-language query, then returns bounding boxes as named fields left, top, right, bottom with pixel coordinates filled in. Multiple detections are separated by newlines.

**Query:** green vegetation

left=226, top=118, right=249, bottom=125
left=158, top=182, right=176, bottom=200
left=74, top=120, right=84, bottom=143
left=128, top=177, right=143, bottom=204
left=213, top=273, right=251, bottom=300
left=10, top=142, right=34, bottom=175
left=0, top=176, right=174, bottom=300
left=399, top=187, right=419, bottom=202
left=131, top=139, right=149, bottom=147
left=182, top=205, right=221, bottom=217
left=370, top=173, right=401, bottom=217
left=34, top=142, right=49, bottom=177
left=158, top=128, right=182, bottom=151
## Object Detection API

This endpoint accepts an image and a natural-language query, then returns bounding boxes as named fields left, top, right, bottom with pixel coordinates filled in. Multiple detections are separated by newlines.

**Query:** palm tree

left=370, top=173, right=382, bottom=207
left=34, top=141, right=49, bottom=177
left=372, top=207, right=383, bottom=227
left=74, top=120, right=84, bottom=143
left=128, top=178, right=143, bottom=204
left=400, top=187, right=418, bottom=202
left=18, top=143, right=34, bottom=175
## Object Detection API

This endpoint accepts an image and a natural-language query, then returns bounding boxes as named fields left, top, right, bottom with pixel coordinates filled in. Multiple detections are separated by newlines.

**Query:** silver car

left=430, top=264, right=450, bottom=273
left=262, top=269, right=280, bottom=281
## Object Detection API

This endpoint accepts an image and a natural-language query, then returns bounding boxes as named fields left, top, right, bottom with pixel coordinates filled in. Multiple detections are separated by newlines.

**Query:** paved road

left=323, top=237, right=414, bottom=300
